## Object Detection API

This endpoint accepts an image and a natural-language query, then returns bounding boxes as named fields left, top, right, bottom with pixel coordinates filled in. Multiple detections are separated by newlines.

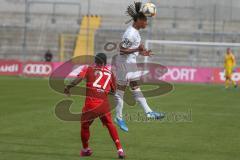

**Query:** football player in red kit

left=64, top=53, right=125, bottom=159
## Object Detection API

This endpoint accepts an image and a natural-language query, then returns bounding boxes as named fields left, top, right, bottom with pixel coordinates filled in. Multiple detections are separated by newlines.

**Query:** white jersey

left=118, top=25, right=141, bottom=63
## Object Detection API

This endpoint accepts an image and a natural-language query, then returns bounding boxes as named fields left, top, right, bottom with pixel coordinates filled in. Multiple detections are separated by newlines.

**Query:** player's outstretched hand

left=140, top=49, right=154, bottom=56
left=138, top=43, right=145, bottom=52
left=64, top=86, right=71, bottom=97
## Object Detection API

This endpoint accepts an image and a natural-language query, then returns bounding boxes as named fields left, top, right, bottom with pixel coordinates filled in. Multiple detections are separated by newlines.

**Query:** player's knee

left=117, top=84, right=126, bottom=91
left=131, top=86, right=139, bottom=90
left=130, top=81, right=141, bottom=90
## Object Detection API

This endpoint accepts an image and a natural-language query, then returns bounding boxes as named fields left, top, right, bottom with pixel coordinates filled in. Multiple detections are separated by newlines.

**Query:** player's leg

left=115, top=84, right=126, bottom=120
left=225, top=77, right=230, bottom=88
left=225, top=68, right=230, bottom=88
left=130, top=81, right=152, bottom=113
left=231, top=79, right=237, bottom=88
left=100, top=113, right=126, bottom=159
left=114, top=84, right=129, bottom=132
left=230, top=77, right=237, bottom=88
left=225, top=68, right=237, bottom=88
left=130, top=80, right=165, bottom=119
left=80, top=119, right=94, bottom=156
left=229, top=68, right=237, bottom=88
left=80, top=104, right=97, bottom=157
left=113, top=57, right=129, bottom=132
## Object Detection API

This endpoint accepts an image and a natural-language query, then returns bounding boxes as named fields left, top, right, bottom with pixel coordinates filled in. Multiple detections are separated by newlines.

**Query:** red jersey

left=78, top=65, right=116, bottom=110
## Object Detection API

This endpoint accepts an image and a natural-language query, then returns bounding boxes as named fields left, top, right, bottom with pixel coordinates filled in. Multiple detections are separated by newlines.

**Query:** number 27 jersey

left=79, top=65, right=116, bottom=105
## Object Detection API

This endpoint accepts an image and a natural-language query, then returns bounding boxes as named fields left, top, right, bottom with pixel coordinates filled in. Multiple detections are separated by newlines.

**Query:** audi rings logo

left=24, top=63, right=52, bottom=75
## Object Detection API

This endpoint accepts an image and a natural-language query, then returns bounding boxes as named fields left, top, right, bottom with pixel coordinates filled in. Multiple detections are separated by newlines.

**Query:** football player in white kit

left=114, top=2, right=165, bottom=132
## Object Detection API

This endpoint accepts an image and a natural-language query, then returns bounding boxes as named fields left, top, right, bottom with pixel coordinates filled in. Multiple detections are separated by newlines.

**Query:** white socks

left=115, top=88, right=153, bottom=120
left=115, top=89, right=124, bottom=120
left=131, top=88, right=152, bottom=114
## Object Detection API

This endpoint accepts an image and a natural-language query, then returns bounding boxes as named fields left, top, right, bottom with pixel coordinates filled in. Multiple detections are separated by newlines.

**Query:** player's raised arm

left=139, top=49, right=154, bottom=56
left=64, top=77, right=83, bottom=96
left=119, top=41, right=144, bottom=55
left=64, top=66, right=88, bottom=96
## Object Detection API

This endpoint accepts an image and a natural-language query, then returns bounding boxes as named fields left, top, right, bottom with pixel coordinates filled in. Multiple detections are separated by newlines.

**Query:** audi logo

left=24, top=64, right=52, bottom=75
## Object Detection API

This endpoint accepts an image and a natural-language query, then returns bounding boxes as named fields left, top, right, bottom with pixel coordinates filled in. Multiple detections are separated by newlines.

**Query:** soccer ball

left=142, top=2, right=157, bottom=17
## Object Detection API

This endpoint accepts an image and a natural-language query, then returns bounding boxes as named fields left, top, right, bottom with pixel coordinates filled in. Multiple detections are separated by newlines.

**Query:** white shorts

left=114, top=62, right=140, bottom=86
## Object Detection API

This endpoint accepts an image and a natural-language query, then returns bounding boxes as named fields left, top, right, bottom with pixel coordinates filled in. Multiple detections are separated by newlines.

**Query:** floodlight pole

left=86, top=0, right=91, bottom=55
left=22, top=0, right=29, bottom=61
left=212, top=4, right=217, bottom=42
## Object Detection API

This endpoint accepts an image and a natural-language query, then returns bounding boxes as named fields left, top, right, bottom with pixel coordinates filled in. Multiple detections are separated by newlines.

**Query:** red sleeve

left=77, top=65, right=88, bottom=79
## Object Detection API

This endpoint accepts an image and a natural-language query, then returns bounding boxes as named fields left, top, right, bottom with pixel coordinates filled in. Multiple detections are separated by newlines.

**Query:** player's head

left=95, top=53, right=107, bottom=66
left=134, top=12, right=148, bottom=29
left=126, top=2, right=148, bottom=29
left=226, top=48, right=232, bottom=54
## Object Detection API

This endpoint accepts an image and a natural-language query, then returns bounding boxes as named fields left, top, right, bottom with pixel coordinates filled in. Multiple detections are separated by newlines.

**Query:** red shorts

left=81, top=98, right=112, bottom=123
left=81, top=112, right=113, bottom=128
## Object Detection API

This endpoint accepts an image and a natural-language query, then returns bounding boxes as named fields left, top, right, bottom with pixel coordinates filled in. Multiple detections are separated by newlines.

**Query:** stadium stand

left=73, top=15, right=101, bottom=57
left=0, top=0, right=240, bottom=66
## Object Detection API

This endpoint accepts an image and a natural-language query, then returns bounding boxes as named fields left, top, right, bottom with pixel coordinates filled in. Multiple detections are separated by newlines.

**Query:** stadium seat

left=73, top=15, right=102, bottom=57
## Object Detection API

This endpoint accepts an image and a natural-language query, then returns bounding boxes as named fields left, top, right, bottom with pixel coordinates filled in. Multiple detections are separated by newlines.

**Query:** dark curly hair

left=125, top=2, right=147, bottom=24
left=95, top=53, right=107, bottom=65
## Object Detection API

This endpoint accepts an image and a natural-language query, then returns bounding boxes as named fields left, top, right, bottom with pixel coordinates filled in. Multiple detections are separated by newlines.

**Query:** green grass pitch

left=0, top=77, right=239, bottom=160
